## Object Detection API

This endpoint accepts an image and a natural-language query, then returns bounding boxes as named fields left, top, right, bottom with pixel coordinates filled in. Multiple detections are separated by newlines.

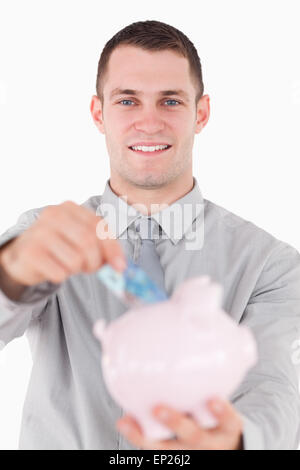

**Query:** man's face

left=91, top=45, right=209, bottom=188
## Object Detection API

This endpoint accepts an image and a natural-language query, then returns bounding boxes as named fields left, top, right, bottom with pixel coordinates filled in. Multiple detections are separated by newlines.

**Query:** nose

left=133, top=105, right=165, bottom=134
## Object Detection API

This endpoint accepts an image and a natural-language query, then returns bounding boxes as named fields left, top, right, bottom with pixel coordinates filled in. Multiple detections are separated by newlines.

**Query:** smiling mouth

left=128, top=145, right=172, bottom=156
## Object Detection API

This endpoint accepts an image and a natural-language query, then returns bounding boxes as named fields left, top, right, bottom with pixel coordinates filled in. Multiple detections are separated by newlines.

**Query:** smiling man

left=90, top=43, right=209, bottom=205
left=0, top=20, right=300, bottom=451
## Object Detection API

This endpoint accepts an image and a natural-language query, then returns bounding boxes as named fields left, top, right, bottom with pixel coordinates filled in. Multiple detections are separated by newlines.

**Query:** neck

left=109, top=172, right=194, bottom=215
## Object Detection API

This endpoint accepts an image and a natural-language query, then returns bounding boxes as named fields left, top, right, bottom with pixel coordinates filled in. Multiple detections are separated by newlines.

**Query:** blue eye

left=119, top=100, right=134, bottom=106
left=165, top=99, right=180, bottom=106
left=118, top=99, right=180, bottom=106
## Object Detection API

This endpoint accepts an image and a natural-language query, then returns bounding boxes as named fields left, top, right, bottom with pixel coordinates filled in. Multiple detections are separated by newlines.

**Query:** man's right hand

left=0, top=200, right=127, bottom=287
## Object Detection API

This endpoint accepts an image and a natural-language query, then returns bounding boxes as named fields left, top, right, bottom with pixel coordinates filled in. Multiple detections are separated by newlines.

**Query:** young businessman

left=0, top=20, right=300, bottom=450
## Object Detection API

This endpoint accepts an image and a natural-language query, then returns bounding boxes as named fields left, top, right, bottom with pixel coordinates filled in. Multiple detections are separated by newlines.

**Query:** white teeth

left=131, top=145, right=169, bottom=152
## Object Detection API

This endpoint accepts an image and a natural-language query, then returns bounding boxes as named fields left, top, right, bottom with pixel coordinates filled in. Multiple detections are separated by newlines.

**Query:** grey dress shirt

left=0, top=177, right=300, bottom=450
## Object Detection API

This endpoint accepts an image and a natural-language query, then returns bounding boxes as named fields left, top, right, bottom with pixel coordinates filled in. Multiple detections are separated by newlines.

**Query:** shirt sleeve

left=0, top=207, right=62, bottom=348
left=230, top=241, right=300, bottom=450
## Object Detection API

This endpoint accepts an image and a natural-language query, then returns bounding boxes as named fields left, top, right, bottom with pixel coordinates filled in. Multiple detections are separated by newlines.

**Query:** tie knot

left=135, top=217, right=159, bottom=239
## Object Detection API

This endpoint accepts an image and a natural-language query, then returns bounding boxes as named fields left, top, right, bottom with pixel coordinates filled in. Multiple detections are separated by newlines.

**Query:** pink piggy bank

left=93, top=275, right=257, bottom=441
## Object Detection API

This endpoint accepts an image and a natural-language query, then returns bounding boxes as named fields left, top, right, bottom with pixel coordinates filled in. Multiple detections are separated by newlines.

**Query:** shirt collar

left=97, top=177, right=204, bottom=245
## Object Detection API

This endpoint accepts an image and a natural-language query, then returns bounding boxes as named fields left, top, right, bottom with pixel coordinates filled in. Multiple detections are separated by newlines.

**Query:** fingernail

left=210, top=400, right=223, bottom=414
left=113, top=256, right=127, bottom=272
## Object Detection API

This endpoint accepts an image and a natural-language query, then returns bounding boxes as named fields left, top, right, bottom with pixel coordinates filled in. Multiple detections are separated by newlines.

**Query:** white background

left=0, top=0, right=300, bottom=449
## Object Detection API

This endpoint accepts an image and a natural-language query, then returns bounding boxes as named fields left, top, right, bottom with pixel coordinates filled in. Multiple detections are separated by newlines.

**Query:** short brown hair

left=96, top=20, right=204, bottom=108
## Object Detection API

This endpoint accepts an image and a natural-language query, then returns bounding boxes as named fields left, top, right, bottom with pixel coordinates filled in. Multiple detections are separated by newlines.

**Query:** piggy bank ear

left=171, top=275, right=211, bottom=302
left=171, top=276, right=223, bottom=315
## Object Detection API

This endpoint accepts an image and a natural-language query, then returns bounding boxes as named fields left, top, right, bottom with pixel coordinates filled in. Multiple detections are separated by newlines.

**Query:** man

left=0, top=20, right=300, bottom=450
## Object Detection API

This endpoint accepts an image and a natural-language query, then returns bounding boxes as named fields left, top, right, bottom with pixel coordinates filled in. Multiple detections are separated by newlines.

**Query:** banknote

left=96, top=259, right=168, bottom=308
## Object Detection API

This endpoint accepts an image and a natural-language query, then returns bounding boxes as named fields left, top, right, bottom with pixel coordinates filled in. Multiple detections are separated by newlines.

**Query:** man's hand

left=116, top=397, right=244, bottom=450
left=0, top=201, right=126, bottom=287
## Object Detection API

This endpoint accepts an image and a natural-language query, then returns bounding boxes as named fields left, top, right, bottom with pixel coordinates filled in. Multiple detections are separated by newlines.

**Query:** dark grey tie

left=134, top=216, right=166, bottom=293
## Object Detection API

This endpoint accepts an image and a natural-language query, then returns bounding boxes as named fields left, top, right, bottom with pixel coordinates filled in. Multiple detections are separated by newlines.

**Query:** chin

left=129, top=173, right=173, bottom=188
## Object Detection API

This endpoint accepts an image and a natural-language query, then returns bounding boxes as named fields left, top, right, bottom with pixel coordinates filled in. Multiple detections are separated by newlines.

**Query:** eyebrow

left=109, top=88, right=190, bottom=101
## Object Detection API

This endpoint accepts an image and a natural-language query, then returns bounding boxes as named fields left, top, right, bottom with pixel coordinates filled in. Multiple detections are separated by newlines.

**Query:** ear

left=195, top=94, right=210, bottom=134
left=90, top=94, right=105, bottom=134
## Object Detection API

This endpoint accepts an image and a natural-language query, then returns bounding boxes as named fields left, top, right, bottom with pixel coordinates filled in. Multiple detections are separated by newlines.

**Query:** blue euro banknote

left=96, top=259, right=168, bottom=308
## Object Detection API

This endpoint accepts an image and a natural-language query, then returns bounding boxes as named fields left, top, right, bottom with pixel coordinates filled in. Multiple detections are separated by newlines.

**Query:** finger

left=38, top=229, right=91, bottom=275
left=40, top=205, right=99, bottom=255
left=64, top=208, right=126, bottom=272
left=206, top=398, right=243, bottom=435
left=116, top=416, right=149, bottom=449
left=95, top=218, right=127, bottom=272
left=32, top=249, right=71, bottom=284
left=60, top=200, right=98, bottom=225
left=40, top=207, right=123, bottom=272
left=145, top=440, right=187, bottom=450
left=152, top=405, right=206, bottom=444
left=41, top=201, right=97, bottom=232
left=117, top=416, right=186, bottom=450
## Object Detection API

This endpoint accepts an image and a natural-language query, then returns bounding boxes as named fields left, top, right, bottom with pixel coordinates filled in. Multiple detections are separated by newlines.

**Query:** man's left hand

left=116, top=397, right=244, bottom=450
